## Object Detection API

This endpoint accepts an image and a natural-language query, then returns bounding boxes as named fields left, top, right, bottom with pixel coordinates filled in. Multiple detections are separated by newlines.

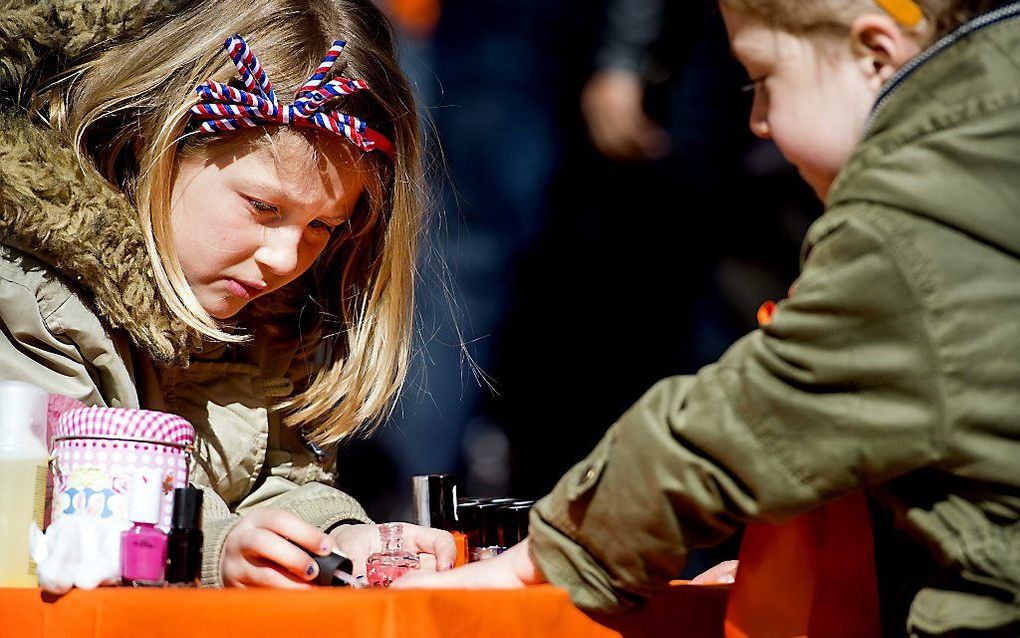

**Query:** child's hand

left=330, top=523, right=457, bottom=575
left=221, top=508, right=335, bottom=588
left=392, top=539, right=546, bottom=590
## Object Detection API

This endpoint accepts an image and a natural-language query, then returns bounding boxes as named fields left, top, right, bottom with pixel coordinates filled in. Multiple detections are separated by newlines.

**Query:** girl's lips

left=224, top=278, right=265, bottom=300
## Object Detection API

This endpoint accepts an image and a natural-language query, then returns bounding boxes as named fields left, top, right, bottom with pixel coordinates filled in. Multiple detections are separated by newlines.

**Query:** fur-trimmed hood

left=1, top=0, right=185, bottom=104
left=0, top=117, right=201, bottom=364
left=0, top=0, right=199, bottom=364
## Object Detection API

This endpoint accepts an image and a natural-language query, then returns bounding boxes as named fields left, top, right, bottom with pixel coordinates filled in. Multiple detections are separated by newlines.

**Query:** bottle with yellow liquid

left=0, top=381, right=49, bottom=587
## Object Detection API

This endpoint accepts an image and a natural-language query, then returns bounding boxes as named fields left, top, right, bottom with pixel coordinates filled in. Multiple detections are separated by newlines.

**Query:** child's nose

left=748, top=91, right=770, bottom=139
left=254, top=227, right=302, bottom=276
left=749, top=113, right=771, bottom=140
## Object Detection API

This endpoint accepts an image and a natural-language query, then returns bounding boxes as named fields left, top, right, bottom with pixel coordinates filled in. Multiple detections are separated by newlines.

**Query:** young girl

left=0, top=0, right=456, bottom=587
left=396, top=0, right=1020, bottom=635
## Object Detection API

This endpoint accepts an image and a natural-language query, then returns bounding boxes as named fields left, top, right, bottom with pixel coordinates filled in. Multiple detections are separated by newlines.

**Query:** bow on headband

left=190, top=35, right=394, bottom=157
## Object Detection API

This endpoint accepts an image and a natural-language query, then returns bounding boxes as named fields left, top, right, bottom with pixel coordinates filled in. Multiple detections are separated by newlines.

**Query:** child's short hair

left=719, top=0, right=1012, bottom=42
left=35, top=0, right=425, bottom=445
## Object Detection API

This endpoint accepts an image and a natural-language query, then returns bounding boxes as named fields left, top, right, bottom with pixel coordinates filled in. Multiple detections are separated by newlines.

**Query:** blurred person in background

left=341, top=1, right=820, bottom=535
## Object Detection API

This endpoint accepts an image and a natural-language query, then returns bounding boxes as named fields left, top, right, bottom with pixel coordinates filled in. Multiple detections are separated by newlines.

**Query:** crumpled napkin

left=29, top=516, right=131, bottom=594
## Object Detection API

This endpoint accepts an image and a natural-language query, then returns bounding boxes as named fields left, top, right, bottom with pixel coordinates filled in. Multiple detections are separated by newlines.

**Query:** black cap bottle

left=166, top=486, right=203, bottom=587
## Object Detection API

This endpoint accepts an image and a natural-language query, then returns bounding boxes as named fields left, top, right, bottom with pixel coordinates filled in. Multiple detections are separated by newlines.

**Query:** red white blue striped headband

left=190, top=35, right=394, bottom=157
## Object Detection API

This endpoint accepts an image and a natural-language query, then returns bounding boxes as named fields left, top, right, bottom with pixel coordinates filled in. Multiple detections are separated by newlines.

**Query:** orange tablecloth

left=2, top=583, right=727, bottom=638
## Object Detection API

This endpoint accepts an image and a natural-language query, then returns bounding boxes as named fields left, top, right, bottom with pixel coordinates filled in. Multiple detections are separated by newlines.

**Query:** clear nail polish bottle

left=365, top=523, right=419, bottom=588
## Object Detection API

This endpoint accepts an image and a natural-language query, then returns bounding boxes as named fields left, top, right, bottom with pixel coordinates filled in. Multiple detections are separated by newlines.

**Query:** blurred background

left=337, top=0, right=821, bottom=572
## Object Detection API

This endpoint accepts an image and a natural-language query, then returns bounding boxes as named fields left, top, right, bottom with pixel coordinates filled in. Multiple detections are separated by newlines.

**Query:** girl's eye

left=248, top=198, right=280, bottom=218
left=308, top=219, right=336, bottom=235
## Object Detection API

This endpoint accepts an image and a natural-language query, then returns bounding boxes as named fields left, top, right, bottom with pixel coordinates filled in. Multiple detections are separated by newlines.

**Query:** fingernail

left=307, top=563, right=317, bottom=577
left=441, top=561, right=454, bottom=571
left=720, top=574, right=735, bottom=584
left=320, top=544, right=331, bottom=555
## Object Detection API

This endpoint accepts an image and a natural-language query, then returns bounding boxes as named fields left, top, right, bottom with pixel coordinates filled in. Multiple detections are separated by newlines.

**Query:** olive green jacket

left=530, top=6, right=1020, bottom=636
left=0, top=0, right=370, bottom=587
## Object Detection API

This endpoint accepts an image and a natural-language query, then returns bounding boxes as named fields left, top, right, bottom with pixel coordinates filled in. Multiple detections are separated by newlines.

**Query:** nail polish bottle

left=365, top=523, right=419, bottom=588
left=412, top=474, right=468, bottom=567
left=472, top=501, right=512, bottom=561
left=455, top=499, right=482, bottom=561
left=499, top=503, right=533, bottom=547
left=166, top=486, right=203, bottom=587
left=121, top=471, right=168, bottom=587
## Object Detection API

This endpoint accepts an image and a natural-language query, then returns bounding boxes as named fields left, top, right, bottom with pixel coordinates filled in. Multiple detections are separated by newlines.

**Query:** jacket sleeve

left=593, top=0, right=667, bottom=73
left=528, top=210, right=948, bottom=612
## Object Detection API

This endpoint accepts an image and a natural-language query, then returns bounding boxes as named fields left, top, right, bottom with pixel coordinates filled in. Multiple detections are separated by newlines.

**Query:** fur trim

left=0, top=115, right=202, bottom=364
left=1, top=0, right=185, bottom=101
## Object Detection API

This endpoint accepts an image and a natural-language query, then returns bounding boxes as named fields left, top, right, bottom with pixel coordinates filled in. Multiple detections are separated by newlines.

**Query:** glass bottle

left=412, top=474, right=469, bottom=567
left=365, top=523, right=419, bottom=587
left=120, top=471, right=168, bottom=587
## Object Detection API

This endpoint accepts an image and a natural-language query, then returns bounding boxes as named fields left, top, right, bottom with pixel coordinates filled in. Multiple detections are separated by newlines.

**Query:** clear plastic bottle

left=0, top=381, right=49, bottom=587
left=365, top=523, right=419, bottom=587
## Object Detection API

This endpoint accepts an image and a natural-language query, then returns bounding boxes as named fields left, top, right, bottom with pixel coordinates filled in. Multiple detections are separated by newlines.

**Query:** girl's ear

left=850, top=13, right=923, bottom=88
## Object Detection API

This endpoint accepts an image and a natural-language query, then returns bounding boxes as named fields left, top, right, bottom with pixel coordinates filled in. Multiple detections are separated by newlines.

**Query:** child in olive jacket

left=398, top=1, right=1020, bottom=635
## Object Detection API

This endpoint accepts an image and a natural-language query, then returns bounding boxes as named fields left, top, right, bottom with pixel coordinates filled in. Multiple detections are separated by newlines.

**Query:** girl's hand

left=330, top=523, right=457, bottom=576
left=221, top=508, right=335, bottom=588
left=391, top=539, right=546, bottom=590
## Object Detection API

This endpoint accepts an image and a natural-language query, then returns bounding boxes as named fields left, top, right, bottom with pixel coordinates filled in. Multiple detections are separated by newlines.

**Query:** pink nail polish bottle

left=121, top=471, right=168, bottom=587
left=365, top=523, right=419, bottom=588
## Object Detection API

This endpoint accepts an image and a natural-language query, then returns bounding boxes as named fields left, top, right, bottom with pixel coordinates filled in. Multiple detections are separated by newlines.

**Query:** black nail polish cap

left=312, top=550, right=354, bottom=586
left=172, top=486, right=203, bottom=529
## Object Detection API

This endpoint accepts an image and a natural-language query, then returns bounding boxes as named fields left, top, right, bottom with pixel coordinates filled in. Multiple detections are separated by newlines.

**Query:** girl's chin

left=201, top=296, right=245, bottom=320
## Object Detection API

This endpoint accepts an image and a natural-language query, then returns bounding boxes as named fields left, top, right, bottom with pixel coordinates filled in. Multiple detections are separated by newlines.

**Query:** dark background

left=337, top=1, right=821, bottom=570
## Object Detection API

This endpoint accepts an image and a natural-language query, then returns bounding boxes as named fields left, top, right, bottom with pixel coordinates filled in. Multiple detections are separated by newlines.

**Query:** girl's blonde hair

left=719, top=0, right=1011, bottom=42
left=36, top=0, right=424, bottom=446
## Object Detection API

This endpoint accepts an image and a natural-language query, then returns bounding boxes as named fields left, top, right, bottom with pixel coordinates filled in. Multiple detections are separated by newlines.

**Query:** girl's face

left=170, top=131, right=366, bottom=319
left=721, top=7, right=887, bottom=199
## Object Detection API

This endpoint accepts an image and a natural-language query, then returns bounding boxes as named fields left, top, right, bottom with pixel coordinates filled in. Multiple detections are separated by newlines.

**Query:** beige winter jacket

left=0, top=0, right=371, bottom=587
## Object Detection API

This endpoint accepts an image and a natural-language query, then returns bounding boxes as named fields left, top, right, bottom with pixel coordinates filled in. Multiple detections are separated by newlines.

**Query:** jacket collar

left=0, top=116, right=203, bottom=365
left=825, top=3, right=1020, bottom=259
left=864, top=1, right=1020, bottom=137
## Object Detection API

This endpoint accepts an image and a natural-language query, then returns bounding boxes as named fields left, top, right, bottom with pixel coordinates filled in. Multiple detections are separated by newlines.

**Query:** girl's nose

left=253, top=227, right=302, bottom=276
left=749, top=97, right=770, bottom=139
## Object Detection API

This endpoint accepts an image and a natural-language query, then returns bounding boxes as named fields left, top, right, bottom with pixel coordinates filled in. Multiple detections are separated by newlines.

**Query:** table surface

left=3, top=582, right=728, bottom=638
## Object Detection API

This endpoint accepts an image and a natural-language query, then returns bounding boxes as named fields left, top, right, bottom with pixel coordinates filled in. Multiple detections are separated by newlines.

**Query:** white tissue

left=29, top=517, right=132, bottom=594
